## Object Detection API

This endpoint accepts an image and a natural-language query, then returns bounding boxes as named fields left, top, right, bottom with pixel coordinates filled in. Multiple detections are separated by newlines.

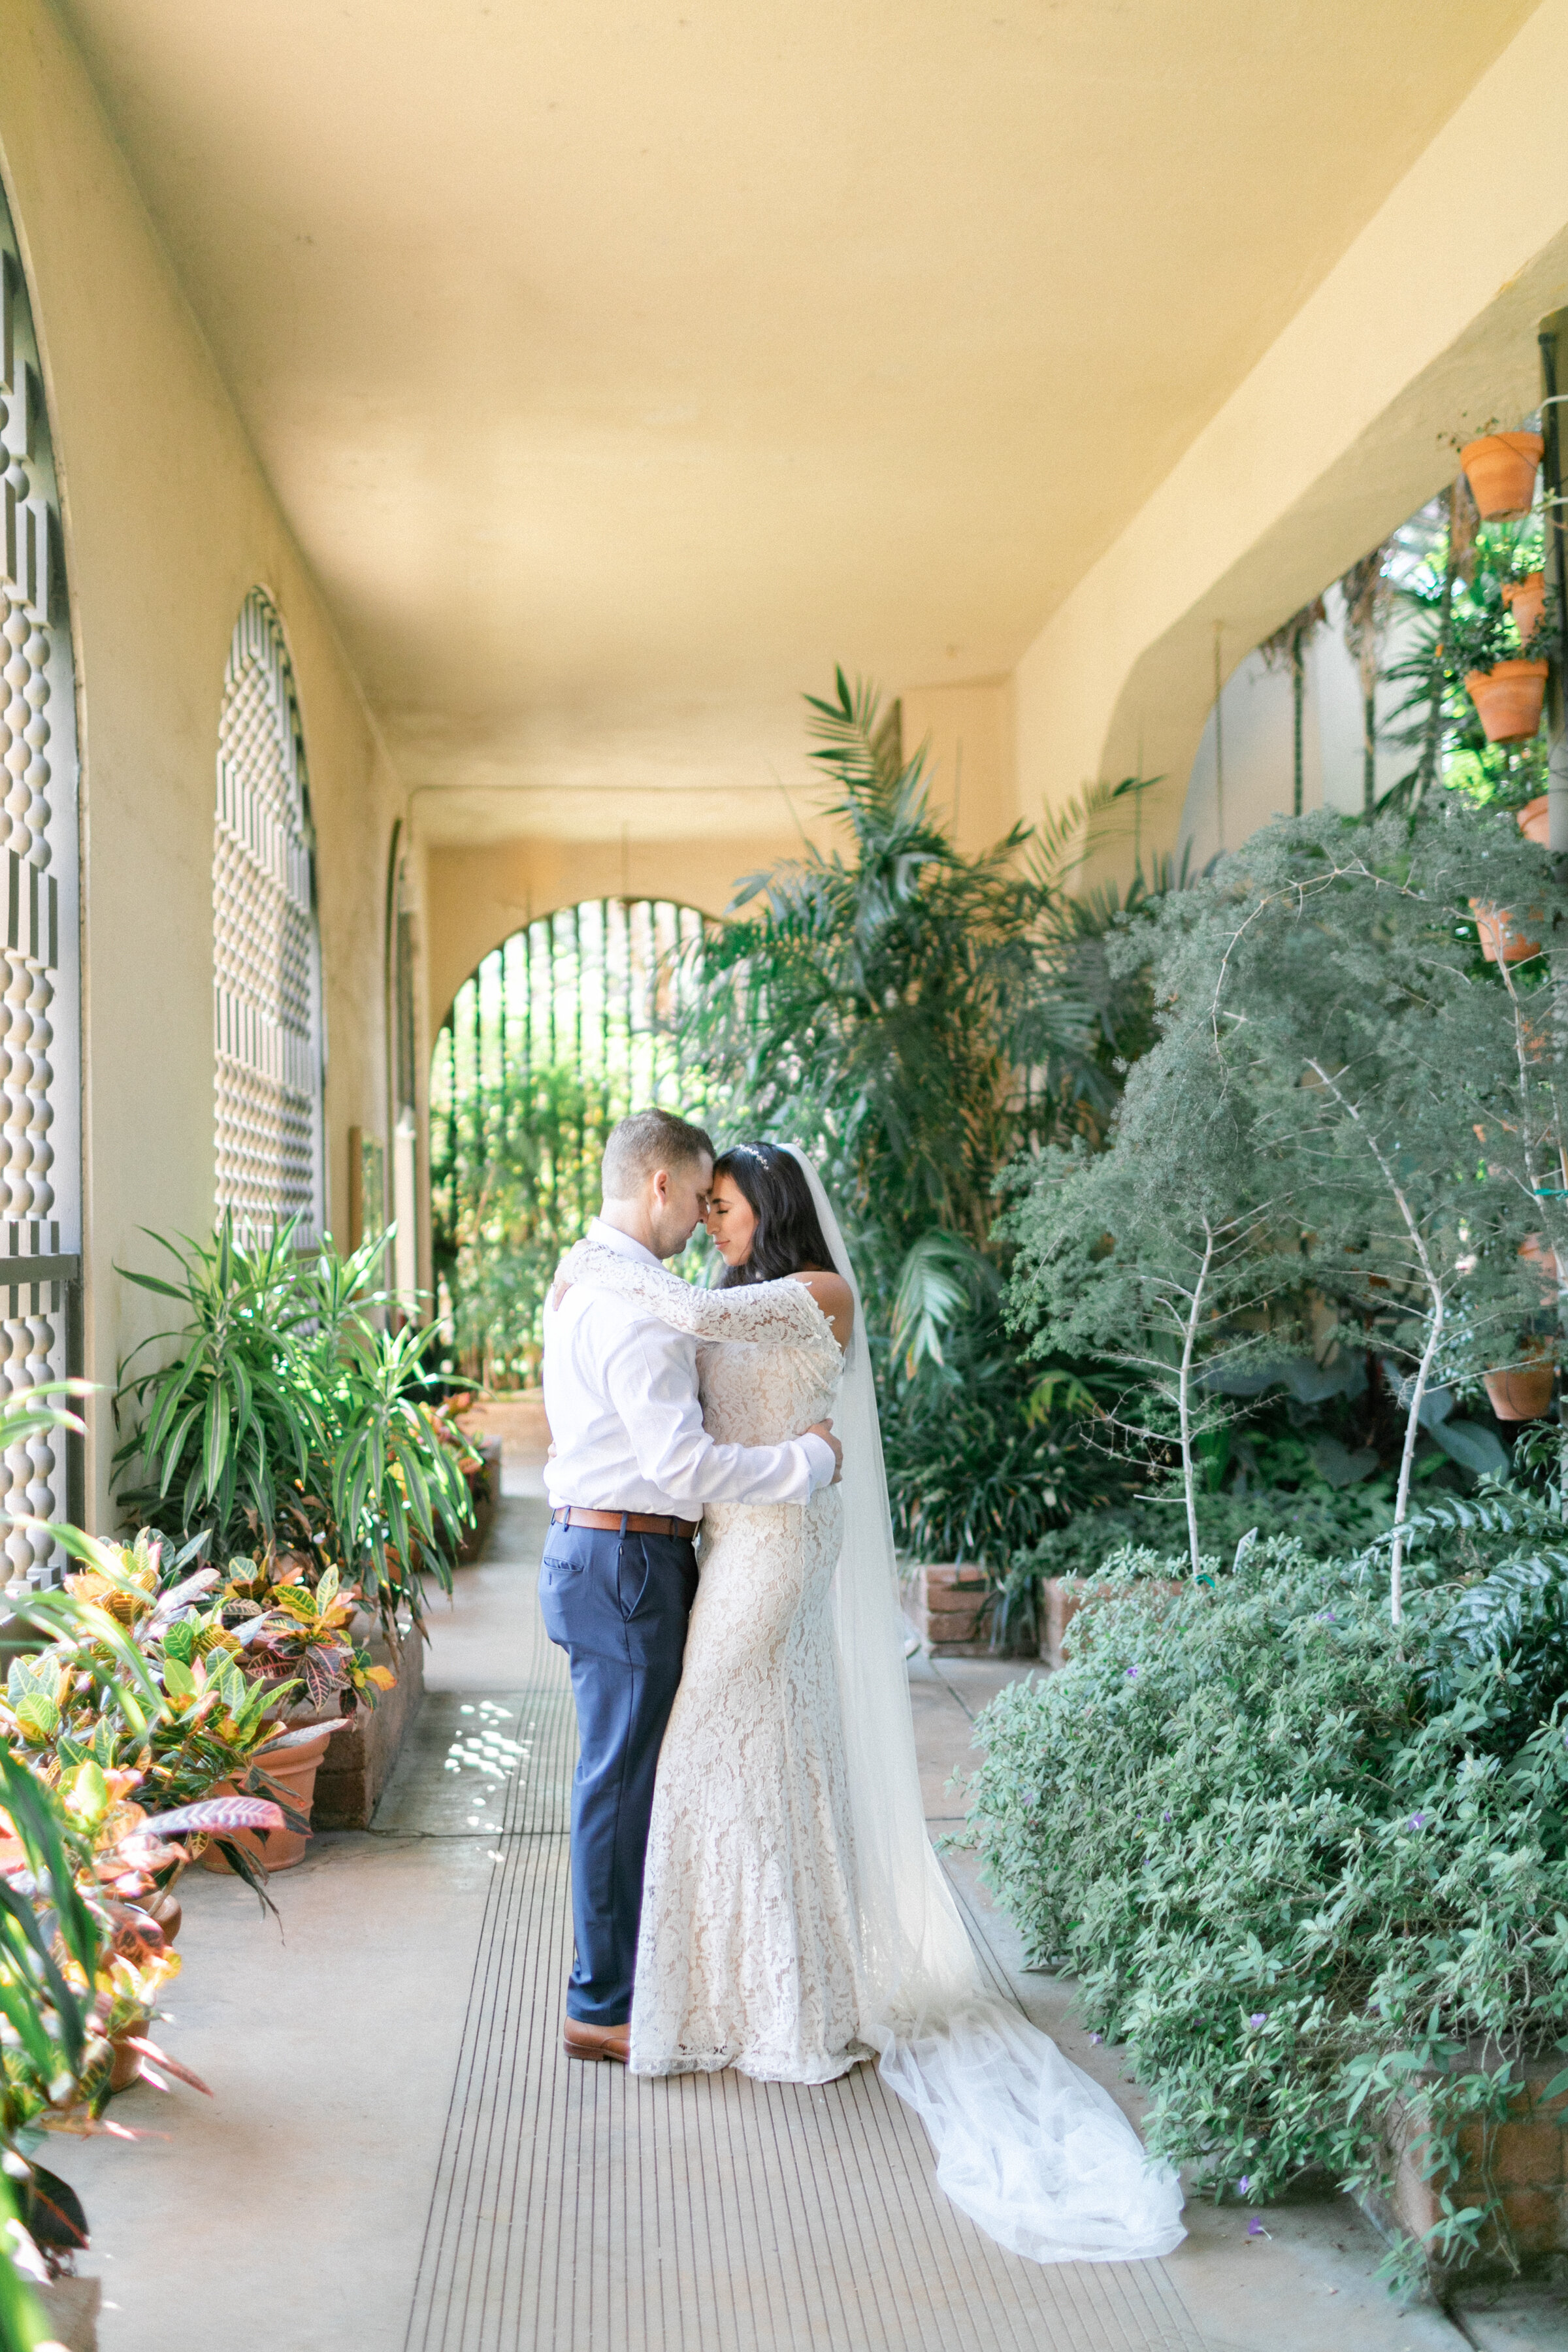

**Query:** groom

left=540, top=1107, right=841, bottom=2063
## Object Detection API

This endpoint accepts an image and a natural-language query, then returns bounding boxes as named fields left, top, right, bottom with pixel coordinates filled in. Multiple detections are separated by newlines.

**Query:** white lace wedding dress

left=554, top=1151, right=1185, bottom=2264
left=585, top=1260, right=864, bottom=2080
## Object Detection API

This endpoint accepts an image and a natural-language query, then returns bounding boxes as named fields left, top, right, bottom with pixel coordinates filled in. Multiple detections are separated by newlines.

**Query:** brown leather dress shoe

left=563, top=2015, right=630, bottom=2063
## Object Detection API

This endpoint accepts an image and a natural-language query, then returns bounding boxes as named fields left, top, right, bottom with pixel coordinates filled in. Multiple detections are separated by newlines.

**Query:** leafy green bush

left=964, top=1536, right=1568, bottom=2289
left=881, top=1317, right=1127, bottom=1578
left=673, top=670, right=1178, bottom=1587
left=112, top=1220, right=473, bottom=1631
left=1014, top=1480, right=1391, bottom=1582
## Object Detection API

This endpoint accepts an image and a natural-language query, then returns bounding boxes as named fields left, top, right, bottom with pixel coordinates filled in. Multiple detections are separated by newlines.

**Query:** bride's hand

left=805, top=1420, right=843, bottom=1484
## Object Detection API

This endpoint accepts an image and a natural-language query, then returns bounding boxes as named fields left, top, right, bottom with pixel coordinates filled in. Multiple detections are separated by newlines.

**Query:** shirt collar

left=588, top=1216, right=663, bottom=1270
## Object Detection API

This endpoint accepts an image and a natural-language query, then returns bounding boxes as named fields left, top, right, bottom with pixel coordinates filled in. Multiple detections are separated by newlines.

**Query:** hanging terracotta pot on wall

left=1484, top=1341, right=1556, bottom=1422
left=1465, top=658, right=1549, bottom=743
left=1518, top=794, right=1550, bottom=846
left=1468, top=899, right=1542, bottom=966
left=1461, top=432, right=1544, bottom=521
left=1503, top=571, right=1548, bottom=646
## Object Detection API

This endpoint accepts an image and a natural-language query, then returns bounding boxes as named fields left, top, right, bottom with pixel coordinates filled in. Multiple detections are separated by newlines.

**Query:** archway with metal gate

left=431, top=897, right=709, bottom=1387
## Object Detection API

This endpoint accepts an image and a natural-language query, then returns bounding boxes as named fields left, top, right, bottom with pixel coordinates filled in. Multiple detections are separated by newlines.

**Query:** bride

left=552, top=1140, right=1184, bottom=2264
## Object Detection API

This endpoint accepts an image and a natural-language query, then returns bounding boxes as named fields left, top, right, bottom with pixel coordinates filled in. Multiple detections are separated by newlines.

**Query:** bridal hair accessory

left=782, top=1144, right=1186, bottom=2262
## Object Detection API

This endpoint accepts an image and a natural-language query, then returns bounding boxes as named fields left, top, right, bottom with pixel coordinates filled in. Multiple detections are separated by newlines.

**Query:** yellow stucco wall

left=898, top=679, right=1015, bottom=857
left=1013, top=0, right=1568, bottom=874
left=422, top=681, right=1022, bottom=1030
left=0, top=0, right=400, bottom=1523
left=422, top=830, right=806, bottom=1034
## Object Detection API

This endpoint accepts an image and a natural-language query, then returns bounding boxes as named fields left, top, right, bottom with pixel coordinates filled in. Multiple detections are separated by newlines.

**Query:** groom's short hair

left=602, top=1108, right=715, bottom=1200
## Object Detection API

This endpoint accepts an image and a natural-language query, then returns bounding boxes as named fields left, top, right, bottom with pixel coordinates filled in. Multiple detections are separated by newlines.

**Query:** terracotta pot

left=1465, top=659, right=1548, bottom=743
left=1484, top=1343, right=1556, bottom=1422
left=200, top=1724, right=335, bottom=1874
left=143, top=1886, right=182, bottom=1943
left=1461, top=432, right=1544, bottom=521
left=1518, top=793, right=1550, bottom=847
left=1468, top=899, right=1542, bottom=966
left=108, top=2033, right=142, bottom=2093
left=1503, top=571, right=1547, bottom=647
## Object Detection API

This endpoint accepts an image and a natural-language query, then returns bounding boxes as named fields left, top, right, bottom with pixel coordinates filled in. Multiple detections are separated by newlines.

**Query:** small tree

left=1011, top=798, right=1568, bottom=1622
left=1007, top=1019, right=1301, bottom=1576
left=1139, top=803, right=1568, bottom=1621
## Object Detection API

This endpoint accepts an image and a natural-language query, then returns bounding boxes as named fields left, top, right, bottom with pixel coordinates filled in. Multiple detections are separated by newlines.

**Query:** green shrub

left=113, top=1219, right=474, bottom=1633
left=964, top=1536, right=1568, bottom=2291
left=1015, top=1481, right=1392, bottom=1583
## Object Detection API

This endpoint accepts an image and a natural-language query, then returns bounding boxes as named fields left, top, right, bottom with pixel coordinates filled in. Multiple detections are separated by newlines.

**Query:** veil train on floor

left=783, top=1145, right=1184, bottom=2264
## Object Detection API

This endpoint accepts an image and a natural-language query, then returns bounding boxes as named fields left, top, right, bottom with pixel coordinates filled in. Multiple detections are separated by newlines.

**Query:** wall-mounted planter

left=1465, top=659, right=1548, bottom=743
left=1461, top=432, right=1544, bottom=521
left=1468, top=900, right=1542, bottom=966
left=1518, top=793, right=1550, bottom=847
left=1483, top=1343, right=1556, bottom=1422
left=1503, top=570, right=1547, bottom=647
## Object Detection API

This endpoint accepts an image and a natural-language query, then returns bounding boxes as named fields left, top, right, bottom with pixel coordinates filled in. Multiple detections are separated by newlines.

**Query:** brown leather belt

left=551, top=1505, right=700, bottom=1542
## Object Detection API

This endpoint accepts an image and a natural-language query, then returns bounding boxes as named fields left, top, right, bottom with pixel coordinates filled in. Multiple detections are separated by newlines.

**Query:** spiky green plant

left=112, top=1221, right=472, bottom=1629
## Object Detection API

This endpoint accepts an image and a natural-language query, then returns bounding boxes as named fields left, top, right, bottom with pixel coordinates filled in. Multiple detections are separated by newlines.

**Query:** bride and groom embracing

left=540, top=1106, right=1184, bottom=2264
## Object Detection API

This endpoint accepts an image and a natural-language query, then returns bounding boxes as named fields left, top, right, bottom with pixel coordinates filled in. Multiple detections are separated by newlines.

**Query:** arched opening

left=212, top=588, right=325, bottom=1239
left=431, top=896, right=708, bottom=1386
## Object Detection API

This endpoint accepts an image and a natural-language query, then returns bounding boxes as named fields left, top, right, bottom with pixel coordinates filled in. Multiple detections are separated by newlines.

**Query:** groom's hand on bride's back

left=806, top=1421, right=843, bottom=1484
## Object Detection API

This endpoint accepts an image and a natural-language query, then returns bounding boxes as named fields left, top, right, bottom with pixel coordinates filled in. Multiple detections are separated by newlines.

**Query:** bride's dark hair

left=711, top=1143, right=836, bottom=1287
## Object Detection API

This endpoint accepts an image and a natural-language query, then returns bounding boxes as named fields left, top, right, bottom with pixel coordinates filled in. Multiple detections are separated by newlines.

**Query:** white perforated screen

left=0, top=208, right=82, bottom=1589
left=213, top=591, right=323, bottom=1237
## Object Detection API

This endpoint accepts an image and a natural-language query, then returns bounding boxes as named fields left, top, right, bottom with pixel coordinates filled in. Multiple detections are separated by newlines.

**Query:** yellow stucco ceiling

left=56, top=1, right=1541, bottom=834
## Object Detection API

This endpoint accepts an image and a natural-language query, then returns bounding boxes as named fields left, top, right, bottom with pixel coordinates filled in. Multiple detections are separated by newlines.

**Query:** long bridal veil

left=783, top=1145, right=1184, bottom=2262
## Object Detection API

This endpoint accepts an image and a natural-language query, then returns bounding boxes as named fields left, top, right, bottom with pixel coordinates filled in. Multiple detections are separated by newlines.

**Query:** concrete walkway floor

left=62, top=1492, right=1558, bottom=2350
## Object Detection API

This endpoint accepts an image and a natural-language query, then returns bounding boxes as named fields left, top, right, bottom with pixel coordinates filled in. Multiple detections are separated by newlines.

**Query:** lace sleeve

left=555, top=1241, right=826, bottom=1350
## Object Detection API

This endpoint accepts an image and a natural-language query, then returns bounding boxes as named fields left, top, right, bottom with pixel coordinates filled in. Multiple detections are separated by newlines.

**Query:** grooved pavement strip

left=400, top=1591, right=1208, bottom=2352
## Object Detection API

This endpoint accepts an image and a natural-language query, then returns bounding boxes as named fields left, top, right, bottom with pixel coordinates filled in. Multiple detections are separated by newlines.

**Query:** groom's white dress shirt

left=542, top=1218, right=836, bottom=1521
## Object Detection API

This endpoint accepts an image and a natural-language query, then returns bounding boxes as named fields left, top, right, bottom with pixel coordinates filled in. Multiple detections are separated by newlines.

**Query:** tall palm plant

left=681, top=671, right=1136, bottom=1314
left=676, top=672, right=1169, bottom=1592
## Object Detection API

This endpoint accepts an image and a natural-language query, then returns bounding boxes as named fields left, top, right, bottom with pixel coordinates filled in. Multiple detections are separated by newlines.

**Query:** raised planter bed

left=456, top=1433, right=502, bottom=1563
left=456, top=1391, right=550, bottom=1456
left=1370, top=2048, right=1568, bottom=2284
left=902, top=1563, right=993, bottom=1656
left=310, top=1627, right=426, bottom=1830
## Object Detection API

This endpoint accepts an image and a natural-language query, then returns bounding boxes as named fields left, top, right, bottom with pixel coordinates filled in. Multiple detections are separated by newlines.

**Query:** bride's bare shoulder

left=790, top=1268, right=853, bottom=1347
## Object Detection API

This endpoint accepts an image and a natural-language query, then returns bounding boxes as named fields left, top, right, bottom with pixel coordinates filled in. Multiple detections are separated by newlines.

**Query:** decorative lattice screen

left=0, top=218, right=82, bottom=1588
left=213, top=591, right=323, bottom=1238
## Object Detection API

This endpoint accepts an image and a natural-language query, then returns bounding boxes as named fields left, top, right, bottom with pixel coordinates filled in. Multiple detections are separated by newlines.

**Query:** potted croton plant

left=194, top=1552, right=396, bottom=1870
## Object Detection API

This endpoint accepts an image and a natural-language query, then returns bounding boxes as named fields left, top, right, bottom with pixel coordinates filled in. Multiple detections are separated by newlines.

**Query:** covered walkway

left=61, top=1469, right=1480, bottom=2352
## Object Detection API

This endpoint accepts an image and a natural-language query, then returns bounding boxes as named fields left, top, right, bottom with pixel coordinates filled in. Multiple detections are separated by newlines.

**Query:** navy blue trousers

left=538, top=1519, right=696, bottom=2025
